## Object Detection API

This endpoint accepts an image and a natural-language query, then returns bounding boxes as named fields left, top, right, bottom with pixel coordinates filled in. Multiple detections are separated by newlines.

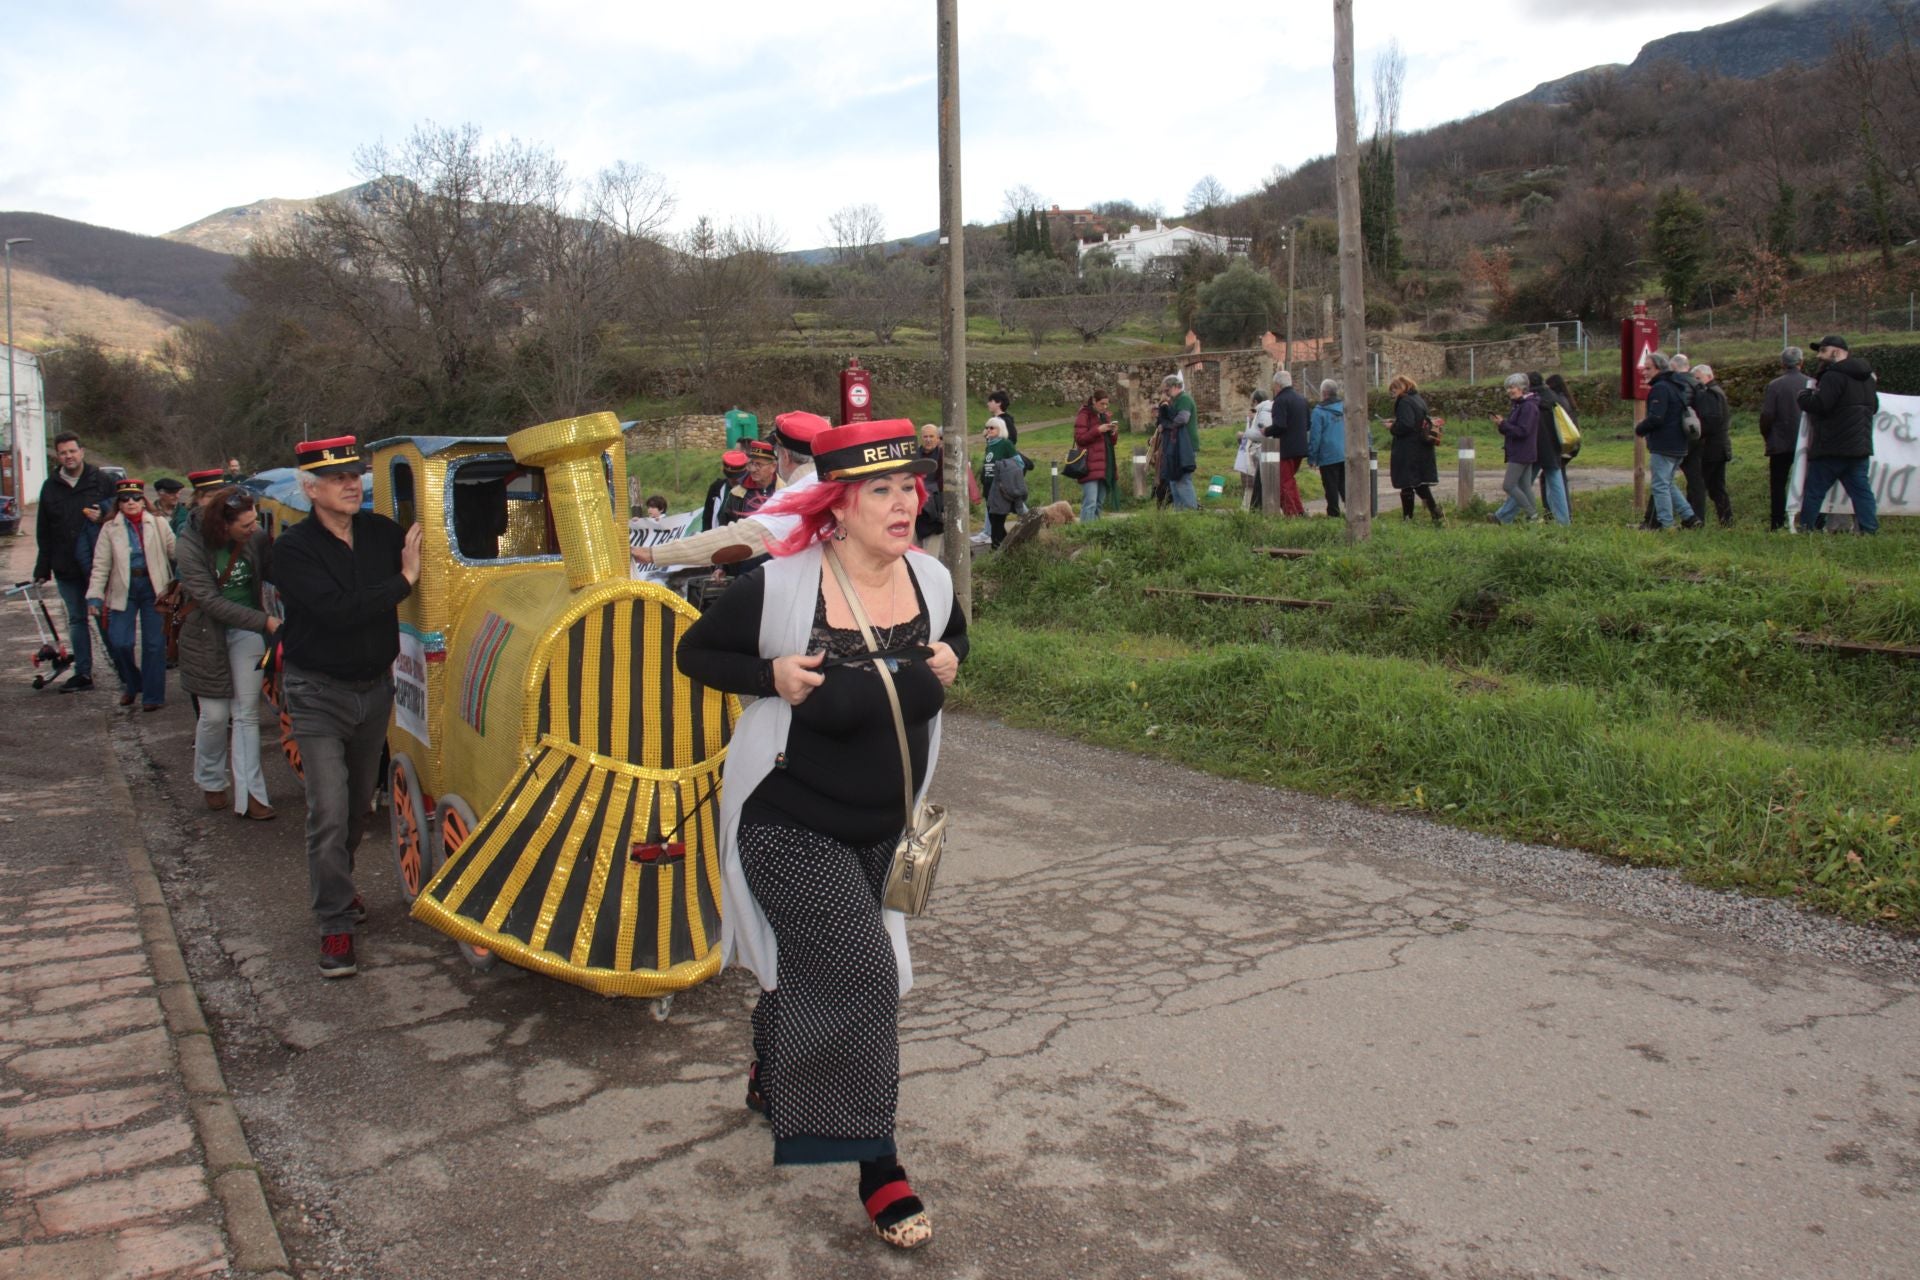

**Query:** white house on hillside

left=1078, top=219, right=1250, bottom=272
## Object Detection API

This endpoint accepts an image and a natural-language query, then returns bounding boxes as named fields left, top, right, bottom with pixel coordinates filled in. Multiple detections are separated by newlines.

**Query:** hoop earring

left=832, top=525, right=848, bottom=542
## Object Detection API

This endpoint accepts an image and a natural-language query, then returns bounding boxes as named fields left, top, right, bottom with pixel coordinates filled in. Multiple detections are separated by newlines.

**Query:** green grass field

left=953, top=449, right=1920, bottom=931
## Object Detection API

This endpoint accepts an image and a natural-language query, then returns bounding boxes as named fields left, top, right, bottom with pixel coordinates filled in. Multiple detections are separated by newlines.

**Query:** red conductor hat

left=187, top=468, right=227, bottom=491
left=721, top=449, right=749, bottom=472
left=812, top=419, right=937, bottom=482
left=295, top=435, right=364, bottom=476
left=114, top=478, right=147, bottom=500
left=742, top=437, right=775, bottom=460
left=772, top=411, right=830, bottom=457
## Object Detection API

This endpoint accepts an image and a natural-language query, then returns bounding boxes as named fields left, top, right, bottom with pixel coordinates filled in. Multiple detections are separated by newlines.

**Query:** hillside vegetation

left=955, top=461, right=1920, bottom=931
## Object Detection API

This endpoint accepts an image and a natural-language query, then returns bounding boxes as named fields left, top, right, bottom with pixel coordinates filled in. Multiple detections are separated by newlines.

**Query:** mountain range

left=3, top=0, right=1908, bottom=353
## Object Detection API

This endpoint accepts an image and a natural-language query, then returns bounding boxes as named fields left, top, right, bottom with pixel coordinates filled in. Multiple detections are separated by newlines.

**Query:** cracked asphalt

left=60, top=672, right=1920, bottom=1278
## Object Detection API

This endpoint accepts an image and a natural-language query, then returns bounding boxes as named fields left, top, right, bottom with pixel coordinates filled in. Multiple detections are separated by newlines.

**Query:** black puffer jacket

left=1797, top=356, right=1879, bottom=458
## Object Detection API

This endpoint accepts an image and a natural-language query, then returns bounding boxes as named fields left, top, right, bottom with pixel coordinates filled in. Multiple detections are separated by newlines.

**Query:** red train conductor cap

left=812, top=419, right=936, bottom=482
left=187, top=468, right=227, bottom=491
left=742, top=438, right=775, bottom=460
left=772, top=411, right=830, bottom=457
left=114, top=478, right=147, bottom=500
left=295, top=435, right=364, bottom=476
left=721, top=449, right=749, bottom=472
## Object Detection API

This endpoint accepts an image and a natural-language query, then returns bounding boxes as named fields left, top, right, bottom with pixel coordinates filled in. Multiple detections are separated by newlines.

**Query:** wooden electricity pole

left=1332, top=0, right=1371, bottom=542
left=937, top=0, right=970, bottom=608
left=1285, top=221, right=1297, bottom=369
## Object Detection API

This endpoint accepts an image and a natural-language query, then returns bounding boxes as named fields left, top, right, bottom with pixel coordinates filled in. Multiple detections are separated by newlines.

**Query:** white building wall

left=1079, top=219, right=1247, bottom=272
left=3, top=343, right=48, bottom=507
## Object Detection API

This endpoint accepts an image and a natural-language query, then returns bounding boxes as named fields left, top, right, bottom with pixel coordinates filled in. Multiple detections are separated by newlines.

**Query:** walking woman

left=1387, top=376, right=1443, bottom=524
left=1489, top=373, right=1542, bottom=524
left=676, top=419, right=968, bottom=1252
left=86, top=478, right=176, bottom=710
left=1529, top=371, right=1571, bottom=526
left=177, top=486, right=279, bottom=819
left=1233, top=391, right=1267, bottom=510
left=982, top=415, right=1026, bottom=547
left=1073, top=389, right=1117, bottom=521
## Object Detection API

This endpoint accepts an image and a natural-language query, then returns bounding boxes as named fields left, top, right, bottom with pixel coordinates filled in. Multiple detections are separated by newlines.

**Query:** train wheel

left=389, top=753, right=428, bottom=905
left=435, top=795, right=496, bottom=971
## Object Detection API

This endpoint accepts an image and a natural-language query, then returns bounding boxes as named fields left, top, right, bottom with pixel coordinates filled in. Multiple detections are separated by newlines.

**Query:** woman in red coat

left=1072, top=389, right=1117, bottom=521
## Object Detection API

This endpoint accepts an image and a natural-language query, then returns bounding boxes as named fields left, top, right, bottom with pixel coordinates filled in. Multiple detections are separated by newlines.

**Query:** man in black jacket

left=1795, top=336, right=1880, bottom=534
left=1268, top=370, right=1311, bottom=517
left=1758, top=348, right=1810, bottom=530
left=268, top=436, right=421, bottom=977
left=31, top=432, right=116, bottom=691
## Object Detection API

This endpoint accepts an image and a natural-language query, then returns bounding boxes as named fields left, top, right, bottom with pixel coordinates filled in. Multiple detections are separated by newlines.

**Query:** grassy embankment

left=953, top=451, right=1920, bottom=930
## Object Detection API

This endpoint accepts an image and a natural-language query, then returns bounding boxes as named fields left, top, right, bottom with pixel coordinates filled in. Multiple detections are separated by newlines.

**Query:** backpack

left=1682, top=406, right=1702, bottom=444
left=1419, top=414, right=1444, bottom=447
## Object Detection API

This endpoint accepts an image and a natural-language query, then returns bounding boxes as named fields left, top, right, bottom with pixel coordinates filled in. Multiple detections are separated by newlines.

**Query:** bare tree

left=831, top=257, right=937, bottom=345
left=647, top=215, right=784, bottom=376
left=824, top=203, right=887, bottom=266
left=1185, top=175, right=1229, bottom=222
left=1058, top=255, right=1152, bottom=343
left=243, top=122, right=566, bottom=428
left=1372, top=38, right=1406, bottom=139
left=509, top=161, right=674, bottom=418
left=1000, top=184, right=1047, bottom=224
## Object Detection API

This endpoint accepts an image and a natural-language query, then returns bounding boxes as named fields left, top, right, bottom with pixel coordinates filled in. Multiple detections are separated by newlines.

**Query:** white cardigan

left=86, top=513, right=176, bottom=611
left=716, top=542, right=952, bottom=996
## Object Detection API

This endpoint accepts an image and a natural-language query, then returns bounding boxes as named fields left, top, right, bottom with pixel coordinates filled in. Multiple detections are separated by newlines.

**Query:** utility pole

left=3, top=237, right=29, bottom=527
left=1285, top=221, right=1297, bottom=369
left=1332, top=1, right=1370, bottom=543
left=937, top=0, right=970, bottom=608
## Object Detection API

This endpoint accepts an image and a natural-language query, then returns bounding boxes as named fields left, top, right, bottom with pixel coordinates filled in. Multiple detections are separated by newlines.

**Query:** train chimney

left=507, top=412, right=626, bottom=590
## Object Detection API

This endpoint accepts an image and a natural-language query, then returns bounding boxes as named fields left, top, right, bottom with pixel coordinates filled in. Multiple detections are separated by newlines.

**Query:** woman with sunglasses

left=87, top=479, right=178, bottom=710
left=176, top=486, right=279, bottom=818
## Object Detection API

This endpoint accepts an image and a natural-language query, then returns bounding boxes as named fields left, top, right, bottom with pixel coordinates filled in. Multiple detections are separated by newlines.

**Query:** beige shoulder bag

left=824, top=547, right=948, bottom=916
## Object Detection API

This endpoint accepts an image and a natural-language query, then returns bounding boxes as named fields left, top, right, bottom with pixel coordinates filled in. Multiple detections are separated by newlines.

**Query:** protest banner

left=1787, top=390, right=1919, bottom=519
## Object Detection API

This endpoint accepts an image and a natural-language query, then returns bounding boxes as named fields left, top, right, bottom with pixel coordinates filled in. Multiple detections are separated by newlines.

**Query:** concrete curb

left=102, top=733, right=294, bottom=1276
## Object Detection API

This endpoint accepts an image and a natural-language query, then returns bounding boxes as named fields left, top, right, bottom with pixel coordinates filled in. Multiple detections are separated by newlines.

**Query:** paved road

left=77, top=665, right=1919, bottom=1279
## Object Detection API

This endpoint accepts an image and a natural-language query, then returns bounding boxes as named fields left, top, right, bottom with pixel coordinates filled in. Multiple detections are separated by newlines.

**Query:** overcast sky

left=2, top=0, right=1768, bottom=251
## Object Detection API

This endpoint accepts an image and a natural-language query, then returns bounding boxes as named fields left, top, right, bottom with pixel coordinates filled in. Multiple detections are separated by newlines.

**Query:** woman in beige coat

left=86, top=479, right=177, bottom=709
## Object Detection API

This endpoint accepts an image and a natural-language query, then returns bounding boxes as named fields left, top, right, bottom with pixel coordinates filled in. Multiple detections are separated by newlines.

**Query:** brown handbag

left=824, top=547, right=949, bottom=917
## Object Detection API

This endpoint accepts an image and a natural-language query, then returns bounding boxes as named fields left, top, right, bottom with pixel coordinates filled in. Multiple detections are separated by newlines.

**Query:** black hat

left=153, top=477, right=186, bottom=495
left=295, top=435, right=364, bottom=476
left=812, top=420, right=938, bottom=482
left=1814, top=335, right=1850, bottom=353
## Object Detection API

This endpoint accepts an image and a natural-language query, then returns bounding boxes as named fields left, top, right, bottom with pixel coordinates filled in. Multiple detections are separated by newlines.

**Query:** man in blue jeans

left=1635, top=354, right=1699, bottom=530
left=1795, top=336, right=1880, bottom=534
left=32, top=433, right=116, bottom=692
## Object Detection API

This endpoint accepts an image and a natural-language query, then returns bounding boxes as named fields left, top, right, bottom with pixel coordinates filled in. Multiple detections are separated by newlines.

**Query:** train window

left=448, top=455, right=560, bottom=564
left=391, top=459, right=416, bottom=529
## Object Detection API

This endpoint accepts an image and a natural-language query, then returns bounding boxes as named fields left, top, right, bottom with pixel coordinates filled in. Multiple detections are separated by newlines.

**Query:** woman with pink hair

left=677, top=418, right=968, bottom=1251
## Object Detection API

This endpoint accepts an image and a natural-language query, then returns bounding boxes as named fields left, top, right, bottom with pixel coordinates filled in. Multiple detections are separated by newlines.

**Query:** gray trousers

left=283, top=664, right=391, bottom=936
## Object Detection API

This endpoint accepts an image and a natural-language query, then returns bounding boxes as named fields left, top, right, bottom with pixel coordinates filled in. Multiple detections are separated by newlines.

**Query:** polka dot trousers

left=739, top=822, right=900, bottom=1164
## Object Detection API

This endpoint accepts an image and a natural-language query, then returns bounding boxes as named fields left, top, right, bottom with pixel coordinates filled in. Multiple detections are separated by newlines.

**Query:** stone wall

left=623, top=414, right=729, bottom=455
left=1442, top=332, right=1559, bottom=381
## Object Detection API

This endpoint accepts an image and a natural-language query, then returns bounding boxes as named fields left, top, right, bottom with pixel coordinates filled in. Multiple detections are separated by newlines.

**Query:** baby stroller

left=4, top=581, right=74, bottom=689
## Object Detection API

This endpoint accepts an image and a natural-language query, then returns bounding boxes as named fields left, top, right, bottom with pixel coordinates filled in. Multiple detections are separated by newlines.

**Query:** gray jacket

left=175, top=518, right=274, bottom=699
left=1758, top=371, right=1807, bottom=457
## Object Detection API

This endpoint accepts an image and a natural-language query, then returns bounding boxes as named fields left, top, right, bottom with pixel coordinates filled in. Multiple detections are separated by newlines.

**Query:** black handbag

left=1062, top=447, right=1091, bottom=481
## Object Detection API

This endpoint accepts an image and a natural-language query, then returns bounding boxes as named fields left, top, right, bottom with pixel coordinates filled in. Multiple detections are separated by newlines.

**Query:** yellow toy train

left=301, top=412, right=739, bottom=1013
